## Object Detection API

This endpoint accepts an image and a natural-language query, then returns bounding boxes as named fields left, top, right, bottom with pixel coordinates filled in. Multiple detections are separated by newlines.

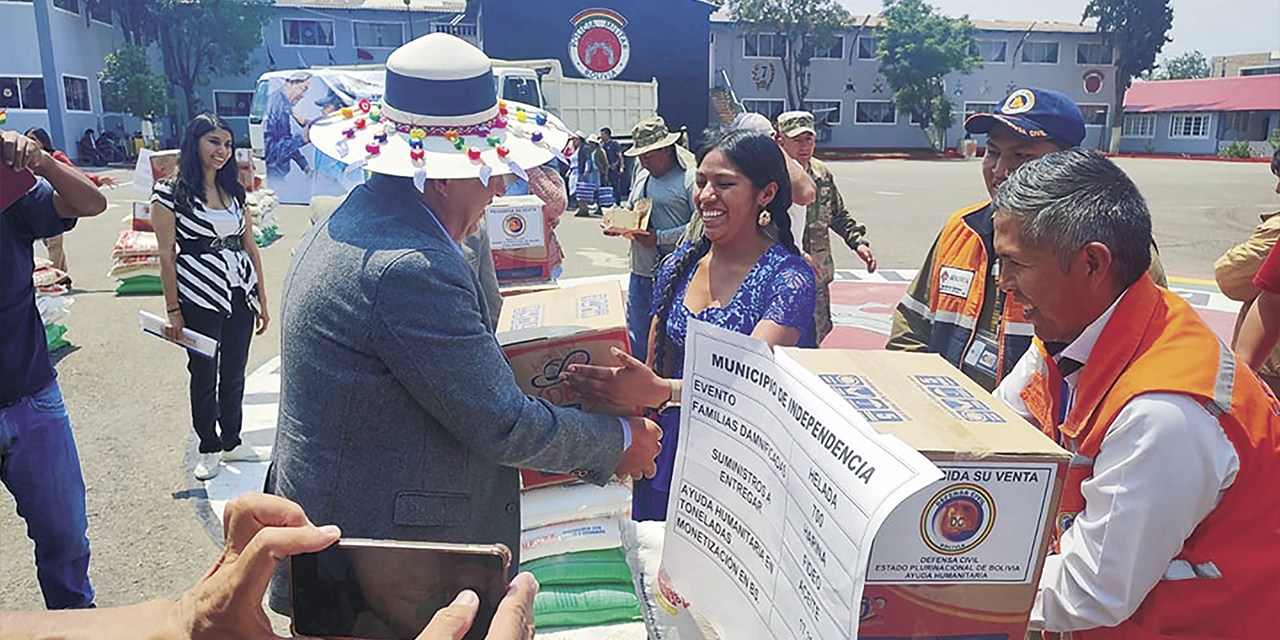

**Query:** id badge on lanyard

left=963, top=329, right=1000, bottom=379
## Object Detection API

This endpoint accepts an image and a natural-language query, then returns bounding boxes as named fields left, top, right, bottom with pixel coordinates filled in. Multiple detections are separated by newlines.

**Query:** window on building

left=964, top=102, right=998, bottom=120
left=743, top=99, right=785, bottom=121
left=52, top=0, right=78, bottom=14
left=1241, top=66, right=1280, bottom=76
left=283, top=19, right=335, bottom=46
left=1220, top=111, right=1250, bottom=134
left=353, top=21, right=403, bottom=48
left=0, top=78, right=19, bottom=109
left=88, top=0, right=110, bottom=23
left=214, top=91, right=253, bottom=118
left=1077, top=43, right=1113, bottom=65
left=854, top=100, right=896, bottom=124
left=1079, top=104, right=1109, bottom=126
left=804, top=100, right=842, bottom=125
left=970, top=40, right=1007, bottom=63
left=744, top=33, right=787, bottom=58
left=15, top=77, right=46, bottom=110
left=1169, top=113, right=1211, bottom=138
left=811, top=36, right=844, bottom=60
left=1020, top=42, right=1059, bottom=64
left=63, top=76, right=90, bottom=112
left=1121, top=113, right=1156, bottom=138
left=856, top=36, right=879, bottom=60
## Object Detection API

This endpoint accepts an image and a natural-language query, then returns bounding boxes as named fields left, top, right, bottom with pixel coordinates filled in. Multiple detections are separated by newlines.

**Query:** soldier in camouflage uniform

left=775, top=111, right=876, bottom=344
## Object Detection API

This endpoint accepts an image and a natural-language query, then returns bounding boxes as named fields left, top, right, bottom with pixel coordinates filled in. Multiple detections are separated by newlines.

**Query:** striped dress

left=151, top=181, right=260, bottom=316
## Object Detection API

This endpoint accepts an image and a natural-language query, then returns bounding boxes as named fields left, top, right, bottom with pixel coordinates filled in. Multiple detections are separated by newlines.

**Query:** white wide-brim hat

left=310, top=33, right=571, bottom=184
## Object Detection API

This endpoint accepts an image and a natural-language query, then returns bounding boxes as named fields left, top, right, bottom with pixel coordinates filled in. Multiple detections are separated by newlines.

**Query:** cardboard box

left=602, top=199, right=651, bottom=234
left=486, top=195, right=557, bottom=285
left=781, top=349, right=1071, bottom=640
left=499, top=280, right=633, bottom=490
left=235, top=148, right=258, bottom=192
left=150, top=150, right=180, bottom=183
left=132, top=202, right=154, bottom=232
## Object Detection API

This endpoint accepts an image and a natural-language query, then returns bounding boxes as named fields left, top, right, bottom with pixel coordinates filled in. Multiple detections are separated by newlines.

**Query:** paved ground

left=1, top=156, right=1274, bottom=612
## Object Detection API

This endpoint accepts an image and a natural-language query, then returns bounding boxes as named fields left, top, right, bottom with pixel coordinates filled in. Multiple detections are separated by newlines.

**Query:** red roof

left=1124, top=75, right=1280, bottom=113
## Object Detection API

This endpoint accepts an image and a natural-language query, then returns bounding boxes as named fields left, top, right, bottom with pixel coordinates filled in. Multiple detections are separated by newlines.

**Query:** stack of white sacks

left=33, top=257, right=74, bottom=352
left=519, top=481, right=645, bottom=634
left=245, top=188, right=281, bottom=247
left=109, top=227, right=162, bottom=295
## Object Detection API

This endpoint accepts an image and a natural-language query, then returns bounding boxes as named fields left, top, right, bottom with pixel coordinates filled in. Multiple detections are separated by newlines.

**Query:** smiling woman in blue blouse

left=151, top=114, right=270, bottom=481
left=564, top=129, right=817, bottom=521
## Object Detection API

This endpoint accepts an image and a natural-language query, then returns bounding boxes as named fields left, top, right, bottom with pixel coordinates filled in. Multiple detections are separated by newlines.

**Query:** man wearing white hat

left=269, top=34, right=662, bottom=602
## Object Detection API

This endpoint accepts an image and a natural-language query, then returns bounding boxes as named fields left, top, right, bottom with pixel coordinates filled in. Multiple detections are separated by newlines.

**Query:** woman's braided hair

left=649, top=128, right=798, bottom=377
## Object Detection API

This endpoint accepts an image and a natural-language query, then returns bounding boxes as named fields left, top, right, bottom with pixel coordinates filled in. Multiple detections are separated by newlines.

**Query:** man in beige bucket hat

left=617, top=116, right=697, bottom=359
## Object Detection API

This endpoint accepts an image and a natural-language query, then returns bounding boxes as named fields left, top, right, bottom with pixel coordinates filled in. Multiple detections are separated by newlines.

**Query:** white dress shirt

left=995, top=291, right=1240, bottom=632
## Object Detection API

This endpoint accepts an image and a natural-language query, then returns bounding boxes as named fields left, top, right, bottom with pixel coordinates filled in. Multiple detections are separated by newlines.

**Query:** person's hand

left=801, top=251, right=822, bottom=280
left=255, top=305, right=270, bottom=336
left=623, top=229, right=657, bottom=248
left=417, top=572, right=539, bottom=640
left=1, top=130, right=49, bottom=172
left=615, top=417, right=662, bottom=480
left=563, top=347, right=669, bottom=409
left=163, top=309, right=185, bottom=342
left=98, top=175, right=119, bottom=187
left=173, top=493, right=341, bottom=640
left=856, top=244, right=877, bottom=273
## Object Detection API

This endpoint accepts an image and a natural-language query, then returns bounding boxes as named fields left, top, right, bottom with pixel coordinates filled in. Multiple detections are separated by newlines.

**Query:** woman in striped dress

left=152, top=114, right=270, bottom=481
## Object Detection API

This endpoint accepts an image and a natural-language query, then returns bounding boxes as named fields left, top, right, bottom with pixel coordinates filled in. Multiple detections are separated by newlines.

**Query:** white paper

left=866, top=461, right=1058, bottom=584
left=138, top=310, right=218, bottom=359
left=132, top=148, right=155, bottom=196
left=486, top=195, right=546, bottom=250
left=660, top=321, right=941, bottom=640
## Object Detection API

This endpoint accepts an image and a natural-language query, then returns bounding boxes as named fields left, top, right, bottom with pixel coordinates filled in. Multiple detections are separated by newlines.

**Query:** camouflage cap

left=624, top=116, right=682, bottom=157
left=776, top=111, right=816, bottom=138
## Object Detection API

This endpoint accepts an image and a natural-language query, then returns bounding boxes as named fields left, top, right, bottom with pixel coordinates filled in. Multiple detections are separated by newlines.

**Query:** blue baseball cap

left=965, top=87, right=1086, bottom=147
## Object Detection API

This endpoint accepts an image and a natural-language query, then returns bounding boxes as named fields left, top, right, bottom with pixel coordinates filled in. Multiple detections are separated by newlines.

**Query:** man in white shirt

left=989, top=148, right=1279, bottom=637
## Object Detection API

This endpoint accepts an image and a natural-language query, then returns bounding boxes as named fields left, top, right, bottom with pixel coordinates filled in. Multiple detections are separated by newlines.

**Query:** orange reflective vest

left=1018, top=275, right=1280, bottom=639
left=924, top=201, right=1034, bottom=384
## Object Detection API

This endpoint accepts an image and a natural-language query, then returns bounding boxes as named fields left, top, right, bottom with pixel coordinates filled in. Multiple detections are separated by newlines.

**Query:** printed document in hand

left=138, top=310, right=217, bottom=359
left=659, top=320, right=942, bottom=640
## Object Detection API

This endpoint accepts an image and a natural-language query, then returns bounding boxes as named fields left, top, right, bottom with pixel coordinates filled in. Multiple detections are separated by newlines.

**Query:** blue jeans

left=0, top=380, right=94, bottom=609
left=627, top=272, right=655, bottom=360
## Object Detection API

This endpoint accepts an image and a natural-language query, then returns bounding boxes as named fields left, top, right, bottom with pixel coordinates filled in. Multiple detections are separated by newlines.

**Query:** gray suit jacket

left=271, top=174, right=623, bottom=567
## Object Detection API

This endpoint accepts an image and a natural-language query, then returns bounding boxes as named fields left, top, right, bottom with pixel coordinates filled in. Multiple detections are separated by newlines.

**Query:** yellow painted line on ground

left=1169, top=276, right=1218, bottom=287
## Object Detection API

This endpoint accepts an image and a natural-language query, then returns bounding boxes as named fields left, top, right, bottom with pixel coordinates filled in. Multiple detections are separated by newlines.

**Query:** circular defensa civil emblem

left=920, top=483, right=996, bottom=555
left=502, top=213, right=527, bottom=238
left=568, top=9, right=631, bottom=81
left=1002, top=88, right=1036, bottom=114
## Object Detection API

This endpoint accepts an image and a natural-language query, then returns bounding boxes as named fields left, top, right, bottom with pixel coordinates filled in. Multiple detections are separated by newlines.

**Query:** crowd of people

left=3, top=30, right=1278, bottom=639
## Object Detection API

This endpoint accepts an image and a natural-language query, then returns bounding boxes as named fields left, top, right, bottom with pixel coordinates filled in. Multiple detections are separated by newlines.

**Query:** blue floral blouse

left=652, top=240, right=817, bottom=377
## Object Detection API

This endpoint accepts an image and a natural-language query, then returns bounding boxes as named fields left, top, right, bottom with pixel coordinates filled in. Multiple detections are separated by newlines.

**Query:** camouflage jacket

left=803, top=158, right=866, bottom=286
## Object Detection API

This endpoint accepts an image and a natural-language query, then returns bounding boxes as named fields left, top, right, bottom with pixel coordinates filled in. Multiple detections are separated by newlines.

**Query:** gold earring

left=757, top=209, right=772, bottom=227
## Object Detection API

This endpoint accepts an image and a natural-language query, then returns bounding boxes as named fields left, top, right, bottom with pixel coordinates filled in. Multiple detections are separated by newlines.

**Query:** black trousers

left=180, top=289, right=255, bottom=454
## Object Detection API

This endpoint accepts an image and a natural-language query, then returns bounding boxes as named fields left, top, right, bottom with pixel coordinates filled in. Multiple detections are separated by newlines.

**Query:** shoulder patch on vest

left=939, top=266, right=975, bottom=299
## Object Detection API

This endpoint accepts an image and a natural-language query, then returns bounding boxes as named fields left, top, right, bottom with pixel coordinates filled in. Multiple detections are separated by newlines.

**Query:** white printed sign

left=486, top=197, right=545, bottom=251
left=660, top=321, right=942, bottom=640
left=867, top=461, right=1058, bottom=584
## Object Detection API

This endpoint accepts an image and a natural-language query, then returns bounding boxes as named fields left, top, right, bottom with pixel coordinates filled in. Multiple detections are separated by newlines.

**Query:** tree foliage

left=1083, top=0, right=1173, bottom=151
left=155, top=0, right=274, bottom=124
left=1156, top=50, right=1210, bottom=80
left=725, top=0, right=856, bottom=110
left=876, top=0, right=979, bottom=151
left=98, top=45, right=171, bottom=119
left=85, top=0, right=160, bottom=46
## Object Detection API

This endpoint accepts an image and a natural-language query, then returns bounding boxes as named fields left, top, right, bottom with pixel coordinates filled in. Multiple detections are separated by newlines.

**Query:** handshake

left=616, top=416, right=664, bottom=480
